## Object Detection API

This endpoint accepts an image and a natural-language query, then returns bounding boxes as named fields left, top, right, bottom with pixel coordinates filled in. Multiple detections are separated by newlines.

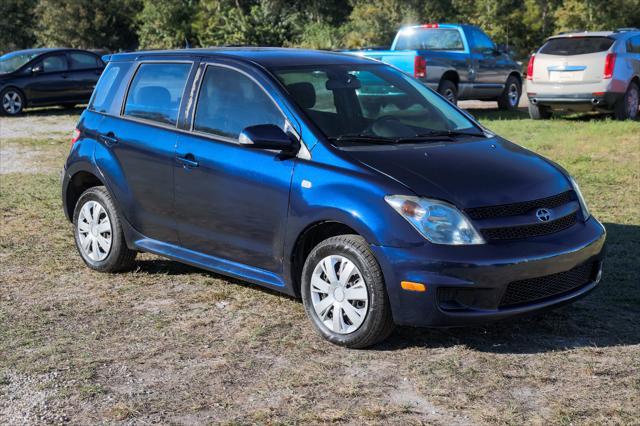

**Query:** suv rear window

left=124, top=63, right=191, bottom=125
left=539, top=37, right=614, bottom=55
left=394, top=28, right=464, bottom=51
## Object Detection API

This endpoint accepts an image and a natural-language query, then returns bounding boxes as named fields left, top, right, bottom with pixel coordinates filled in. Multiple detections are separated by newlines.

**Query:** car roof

left=2, top=47, right=98, bottom=58
left=108, top=47, right=377, bottom=67
left=547, top=30, right=639, bottom=40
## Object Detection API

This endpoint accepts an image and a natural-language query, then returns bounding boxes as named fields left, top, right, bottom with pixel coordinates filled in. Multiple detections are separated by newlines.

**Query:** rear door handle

left=177, top=154, right=199, bottom=168
left=99, top=133, right=118, bottom=147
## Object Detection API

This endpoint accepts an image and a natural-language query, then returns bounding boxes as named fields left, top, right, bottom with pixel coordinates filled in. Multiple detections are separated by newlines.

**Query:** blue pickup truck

left=346, top=23, right=523, bottom=109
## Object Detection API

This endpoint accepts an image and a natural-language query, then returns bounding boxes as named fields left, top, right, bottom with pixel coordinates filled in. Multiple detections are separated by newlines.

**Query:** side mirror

left=31, top=65, right=42, bottom=74
left=239, top=124, right=298, bottom=153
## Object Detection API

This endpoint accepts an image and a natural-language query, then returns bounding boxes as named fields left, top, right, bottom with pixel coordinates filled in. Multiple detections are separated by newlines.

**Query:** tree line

left=2, top=0, right=640, bottom=58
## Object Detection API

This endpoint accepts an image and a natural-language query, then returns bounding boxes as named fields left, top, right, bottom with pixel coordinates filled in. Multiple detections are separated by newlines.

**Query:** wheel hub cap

left=77, top=200, right=112, bottom=261
left=310, top=255, right=369, bottom=334
left=2, top=91, right=22, bottom=114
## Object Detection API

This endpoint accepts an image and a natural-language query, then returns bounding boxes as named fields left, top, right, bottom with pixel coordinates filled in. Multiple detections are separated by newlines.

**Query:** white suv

left=526, top=28, right=640, bottom=120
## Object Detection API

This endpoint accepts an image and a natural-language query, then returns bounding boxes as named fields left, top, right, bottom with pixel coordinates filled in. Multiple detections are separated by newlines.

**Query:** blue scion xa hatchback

left=62, top=48, right=606, bottom=348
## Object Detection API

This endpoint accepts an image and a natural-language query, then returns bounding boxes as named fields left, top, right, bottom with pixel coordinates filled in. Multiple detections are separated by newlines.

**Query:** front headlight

left=569, top=176, right=590, bottom=220
left=385, top=195, right=485, bottom=245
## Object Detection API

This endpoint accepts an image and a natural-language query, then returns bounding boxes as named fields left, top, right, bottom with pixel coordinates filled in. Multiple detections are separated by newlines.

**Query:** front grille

left=481, top=212, right=577, bottom=241
left=500, top=261, right=597, bottom=308
left=465, top=191, right=574, bottom=220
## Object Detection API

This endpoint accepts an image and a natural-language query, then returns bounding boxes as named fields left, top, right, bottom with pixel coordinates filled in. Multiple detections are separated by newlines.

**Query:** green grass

left=1, top=110, right=639, bottom=424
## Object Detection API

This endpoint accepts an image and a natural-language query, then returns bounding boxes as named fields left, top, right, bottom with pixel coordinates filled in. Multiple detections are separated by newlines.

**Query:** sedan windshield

left=0, top=51, right=39, bottom=74
left=272, top=63, right=482, bottom=144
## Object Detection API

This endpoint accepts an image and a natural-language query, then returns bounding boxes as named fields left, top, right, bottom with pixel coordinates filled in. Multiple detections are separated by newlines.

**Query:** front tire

left=438, top=80, right=458, bottom=105
left=528, top=102, right=552, bottom=119
left=497, top=76, right=522, bottom=110
left=73, top=186, right=137, bottom=272
left=1, top=88, right=25, bottom=116
left=301, top=235, right=394, bottom=348
left=614, top=82, right=639, bottom=121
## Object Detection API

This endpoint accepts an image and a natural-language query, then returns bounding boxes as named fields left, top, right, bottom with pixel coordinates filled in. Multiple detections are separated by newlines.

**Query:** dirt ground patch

left=1, top=108, right=638, bottom=424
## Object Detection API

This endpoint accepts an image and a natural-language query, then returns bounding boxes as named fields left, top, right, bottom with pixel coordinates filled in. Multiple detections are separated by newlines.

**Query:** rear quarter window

left=89, top=62, right=131, bottom=114
left=540, top=37, right=614, bottom=55
left=123, top=63, right=192, bottom=126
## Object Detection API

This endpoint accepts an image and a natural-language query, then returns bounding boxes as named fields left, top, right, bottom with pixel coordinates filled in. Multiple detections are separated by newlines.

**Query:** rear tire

left=301, top=234, right=394, bottom=348
left=497, top=76, right=522, bottom=110
left=528, top=102, right=552, bottom=120
left=73, top=186, right=137, bottom=272
left=614, top=82, right=639, bottom=121
left=438, top=80, right=458, bottom=105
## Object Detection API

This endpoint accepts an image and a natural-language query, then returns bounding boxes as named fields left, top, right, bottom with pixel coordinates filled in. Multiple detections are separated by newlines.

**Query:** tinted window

left=124, top=63, right=191, bottom=125
left=42, top=55, right=67, bottom=72
left=0, top=51, right=40, bottom=74
left=69, top=52, right=99, bottom=69
left=470, top=28, right=495, bottom=52
left=627, top=35, right=640, bottom=53
left=394, top=28, right=464, bottom=51
left=540, top=37, right=614, bottom=55
left=274, top=64, right=478, bottom=141
left=194, top=66, right=285, bottom=140
left=90, top=63, right=127, bottom=113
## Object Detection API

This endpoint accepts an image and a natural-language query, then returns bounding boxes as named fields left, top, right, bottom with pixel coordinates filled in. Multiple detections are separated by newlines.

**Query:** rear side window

left=627, top=35, right=640, bottom=53
left=394, top=28, right=464, bottom=51
left=124, top=63, right=191, bottom=125
left=42, top=55, right=68, bottom=72
left=193, top=66, right=284, bottom=140
left=540, top=37, right=614, bottom=55
left=69, top=52, right=99, bottom=69
left=89, top=62, right=128, bottom=113
left=469, top=27, right=495, bottom=52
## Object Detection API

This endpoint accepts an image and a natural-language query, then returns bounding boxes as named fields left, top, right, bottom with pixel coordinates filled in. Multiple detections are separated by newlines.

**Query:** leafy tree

left=137, top=0, right=196, bottom=49
left=0, top=0, right=38, bottom=53
left=35, top=0, right=141, bottom=50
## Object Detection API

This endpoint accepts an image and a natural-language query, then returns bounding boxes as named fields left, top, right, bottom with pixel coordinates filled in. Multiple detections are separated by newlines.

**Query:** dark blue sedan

left=61, top=48, right=606, bottom=348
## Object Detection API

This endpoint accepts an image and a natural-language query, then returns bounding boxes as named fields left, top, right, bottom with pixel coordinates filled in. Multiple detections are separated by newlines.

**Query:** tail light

left=71, top=128, right=80, bottom=146
left=526, top=54, right=535, bottom=80
left=414, top=56, right=427, bottom=79
left=603, top=53, right=616, bottom=79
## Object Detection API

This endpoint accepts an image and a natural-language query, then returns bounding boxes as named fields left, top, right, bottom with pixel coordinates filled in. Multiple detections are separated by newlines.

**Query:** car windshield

left=394, top=28, right=465, bottom=51
left=540, top=37, right=614, bottom=56
left=0, top=51, right=40, bottom=74
left=272, top=63, right=482, bottom=144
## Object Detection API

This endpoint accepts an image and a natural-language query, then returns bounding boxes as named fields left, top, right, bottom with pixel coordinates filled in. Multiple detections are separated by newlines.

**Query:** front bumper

left=372, top=217, right=606, bottom=327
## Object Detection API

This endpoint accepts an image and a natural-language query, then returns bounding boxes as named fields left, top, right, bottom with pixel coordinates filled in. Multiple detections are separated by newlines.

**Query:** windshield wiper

left=414, top=129, right=485, bottom=138
left=329, top=134, right=398, bottom=144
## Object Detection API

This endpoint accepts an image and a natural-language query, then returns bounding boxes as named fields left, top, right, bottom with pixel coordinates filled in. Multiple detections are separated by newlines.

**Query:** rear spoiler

left=101, top=54, right=111, bottom=63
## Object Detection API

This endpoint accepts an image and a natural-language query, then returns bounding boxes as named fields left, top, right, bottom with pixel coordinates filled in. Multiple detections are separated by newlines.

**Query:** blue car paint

left=62, top=48, right=606, bottom=327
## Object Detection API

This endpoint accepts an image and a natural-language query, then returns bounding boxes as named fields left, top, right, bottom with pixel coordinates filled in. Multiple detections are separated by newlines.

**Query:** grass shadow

left=13, top=106, right=86, bottom=117
left=379, top=222, right=639, bottom=354
left=465, top=107, right=529, bottom=121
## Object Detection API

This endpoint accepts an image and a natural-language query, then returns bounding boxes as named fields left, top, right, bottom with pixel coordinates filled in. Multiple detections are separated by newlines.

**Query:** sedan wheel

left=310, top=255, right=369, bottom=334
left=1, top=89, right=24, bottom=115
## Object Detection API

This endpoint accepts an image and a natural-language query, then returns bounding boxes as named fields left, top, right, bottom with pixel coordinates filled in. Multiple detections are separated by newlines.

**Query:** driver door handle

left=177, top=154, right=199, bottom=168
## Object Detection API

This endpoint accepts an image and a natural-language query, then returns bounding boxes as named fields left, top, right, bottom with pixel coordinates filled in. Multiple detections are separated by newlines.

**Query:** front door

left=174, top=64, right=296, bottom=273
left=23, top=53, right=76, bottom=104
left=468, top=28, right=503, bottom=98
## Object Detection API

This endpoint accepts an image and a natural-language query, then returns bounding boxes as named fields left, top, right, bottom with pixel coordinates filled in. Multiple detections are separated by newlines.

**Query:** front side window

left=69, top=52, right=99, bottom=69
left=194, top=66, right=285, bottom=140
left=470, top=28, right=495, bottom=52
left=273, top=64, right=480, bottom=143
left=42, top=55, right=68, bottom=72
left=123, top=63, right=191, bottom=125
left=540, top=37, right=614, bottom=56
left=394, top=28, right=464, bottom=51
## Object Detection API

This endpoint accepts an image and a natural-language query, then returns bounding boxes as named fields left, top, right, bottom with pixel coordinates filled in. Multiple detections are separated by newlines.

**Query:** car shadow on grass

left=380, top=222, right=640, bottom=354
left=465, top=107, right=616, bottom=122
left=12, top=106, right=86, bottom=117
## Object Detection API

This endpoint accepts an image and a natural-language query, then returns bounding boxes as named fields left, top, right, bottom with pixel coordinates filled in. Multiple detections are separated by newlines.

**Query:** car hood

left=344, top=137, right=571, bottom=209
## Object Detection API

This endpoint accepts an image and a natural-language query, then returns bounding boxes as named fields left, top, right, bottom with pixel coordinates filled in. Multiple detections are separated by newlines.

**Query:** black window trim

left=119, top=59, right=196, bottom=130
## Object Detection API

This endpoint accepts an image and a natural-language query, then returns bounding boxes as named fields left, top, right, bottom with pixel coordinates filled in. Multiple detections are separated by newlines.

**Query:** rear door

left=174, top=63, right=297, bottom=273
left=67, top=51, right=104, bottom=102
left=96, top=61, right=193, bottom=244
left=23, top=53, right=75, bottom=104
left=531, top=37, right=615, bottom=85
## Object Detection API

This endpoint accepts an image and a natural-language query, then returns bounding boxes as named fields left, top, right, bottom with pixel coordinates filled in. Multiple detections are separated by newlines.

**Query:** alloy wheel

left=508, top=83, right=519, bottom=107
left=310, top=255, right=369, bottom=334
left=77, top=200, right=113, bottom=262
left=444, top=88, right=456, bottom=103
left=2, top=90, right=22, bottom=115
left=627, top=86, right=639, bottom=119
